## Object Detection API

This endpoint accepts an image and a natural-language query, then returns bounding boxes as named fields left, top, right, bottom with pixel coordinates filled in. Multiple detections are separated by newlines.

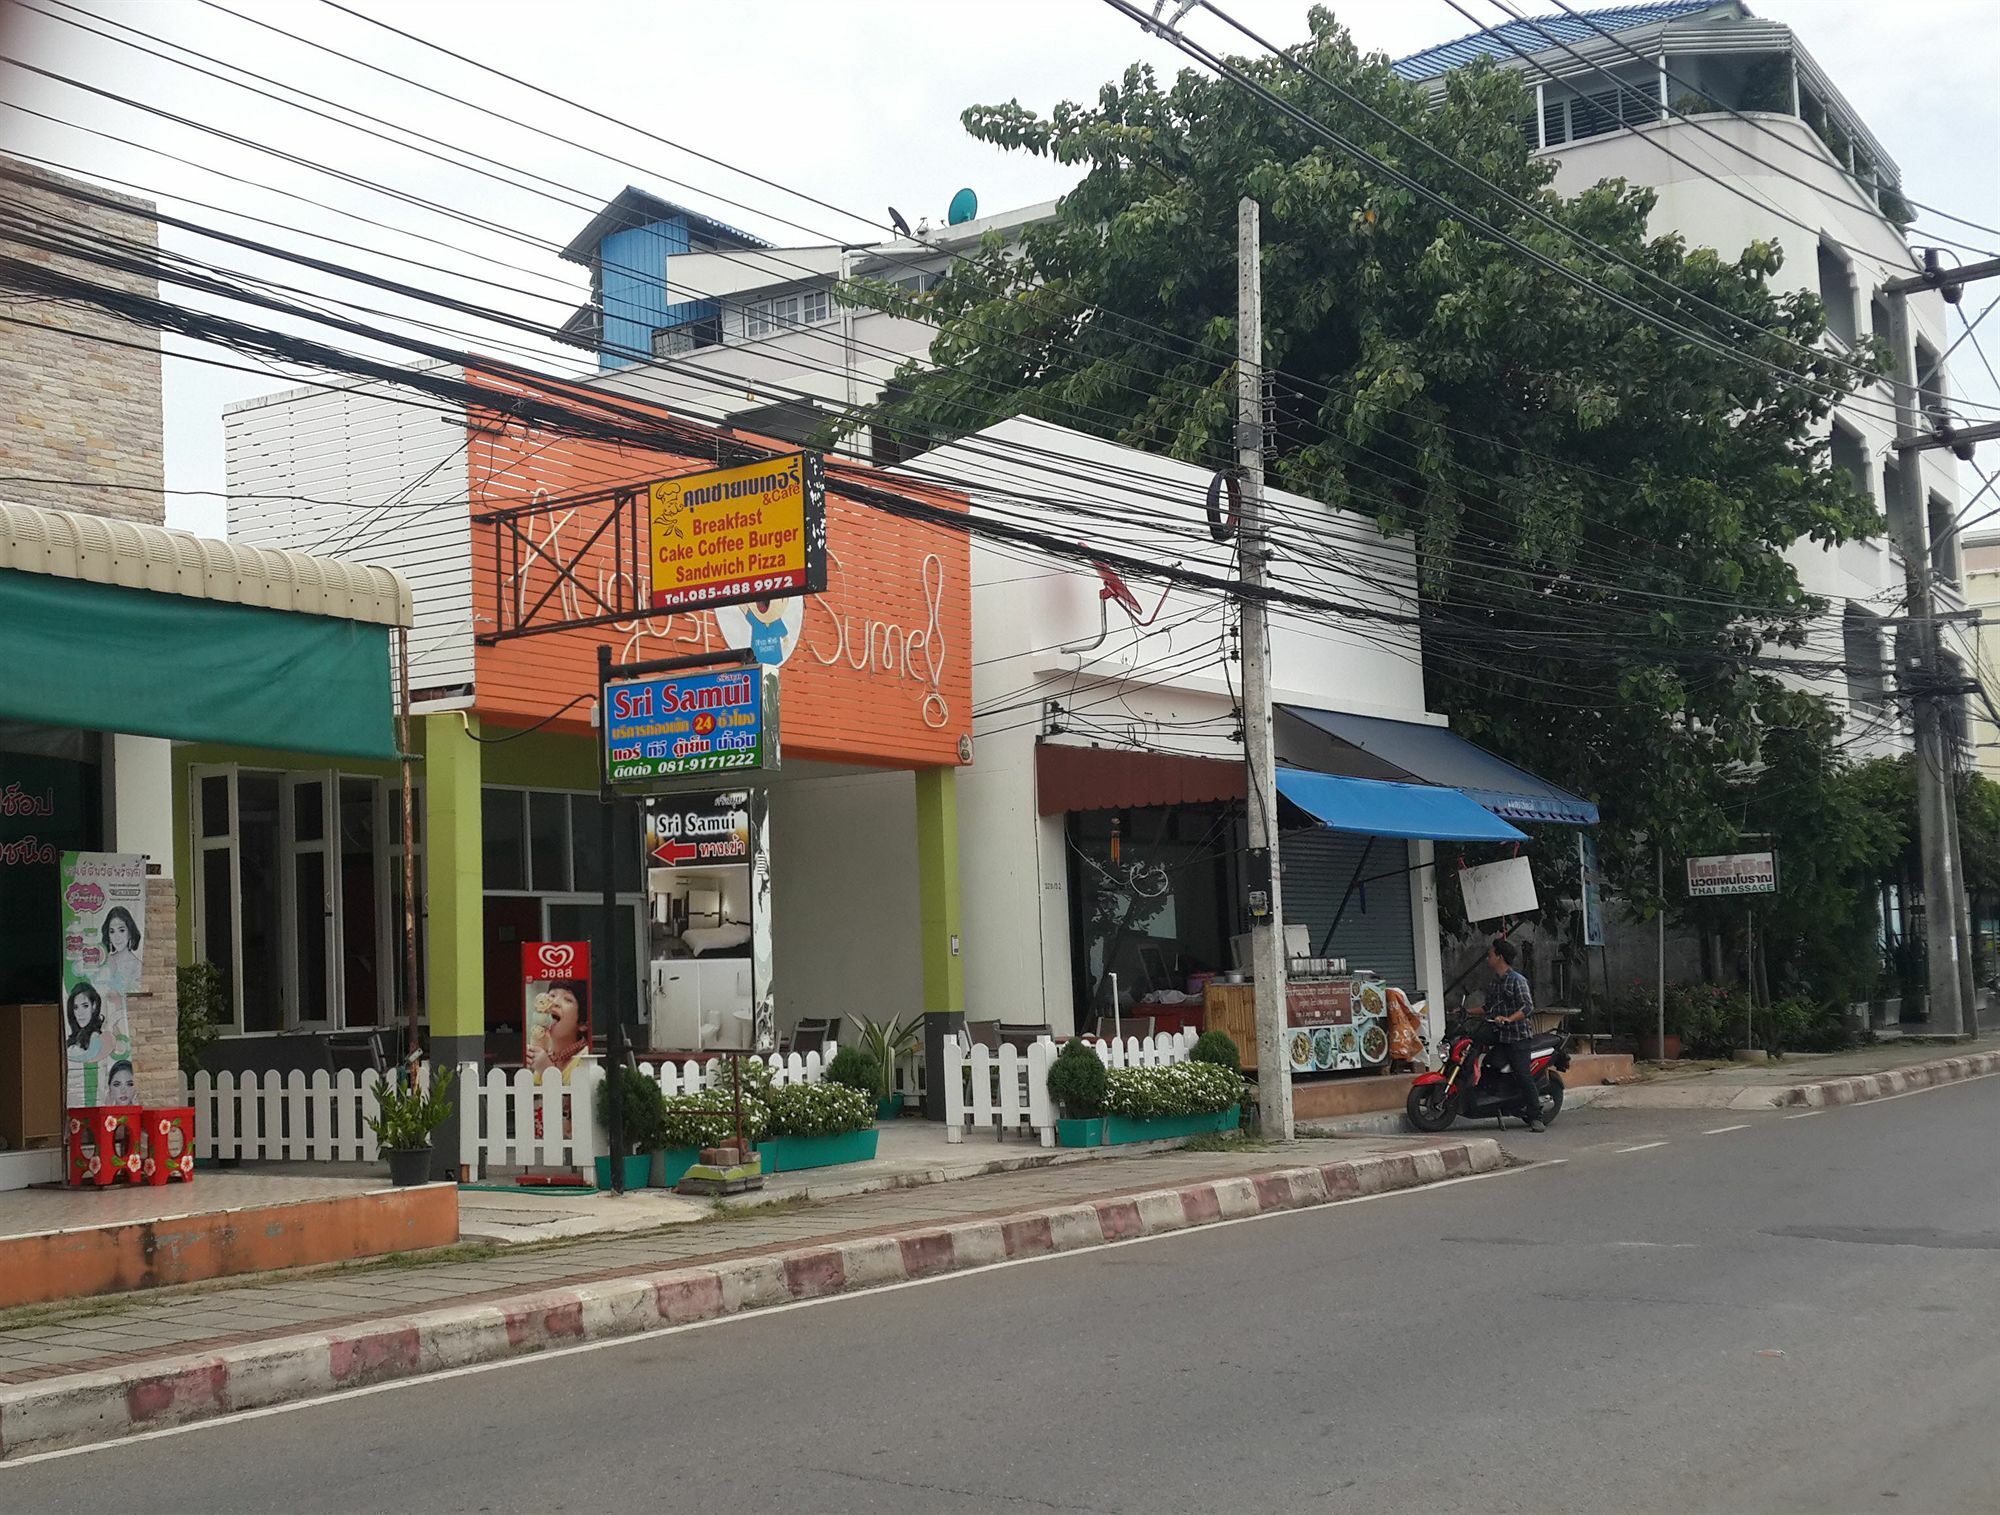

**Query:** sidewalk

left=1594, top=1042, right=1998, bottom=1110
left=0, top=1131, right=1501, bottom=1459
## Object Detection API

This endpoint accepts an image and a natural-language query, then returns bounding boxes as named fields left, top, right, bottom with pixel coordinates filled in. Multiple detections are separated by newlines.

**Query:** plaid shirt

left=1483, top=969, right=1534, bottom=1043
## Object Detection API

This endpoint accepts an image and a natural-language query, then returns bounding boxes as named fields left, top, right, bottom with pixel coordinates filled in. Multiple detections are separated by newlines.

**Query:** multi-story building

left=1394, top=0, right=1973, bottom=759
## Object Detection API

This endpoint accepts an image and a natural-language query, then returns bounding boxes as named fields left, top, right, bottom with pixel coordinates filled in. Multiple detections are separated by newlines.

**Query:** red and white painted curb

left=0, top=1139, right=1501, bottom=1460
left=1755, top=1049, right=2000, bottom=1110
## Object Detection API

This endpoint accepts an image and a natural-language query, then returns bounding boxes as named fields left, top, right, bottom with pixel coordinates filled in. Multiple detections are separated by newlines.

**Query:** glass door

left=284, top=773, right=336, bottom=1029
left=544, top=899, right=644, bottom=1046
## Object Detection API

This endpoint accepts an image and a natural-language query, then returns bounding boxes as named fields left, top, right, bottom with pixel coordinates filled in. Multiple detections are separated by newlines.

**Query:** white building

left=1394, top=0, right=1973, bottom=758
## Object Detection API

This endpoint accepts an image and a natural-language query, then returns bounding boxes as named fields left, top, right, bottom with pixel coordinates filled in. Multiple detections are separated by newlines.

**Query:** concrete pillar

left=914, top=764, right=965, bottom=1117
left=422, top=712, right=484, bottom=1178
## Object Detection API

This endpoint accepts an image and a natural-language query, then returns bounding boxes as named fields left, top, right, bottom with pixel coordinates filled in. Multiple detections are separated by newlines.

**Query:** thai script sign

left=645, top=792, right=753, bottom=868
left=604, top=667, right=776, bottom=787
left=648, top=452, right=828, bottom=612
left=522, top=940, right=591, bottom=1075
left=1686, top=851, right=1778, bottom=897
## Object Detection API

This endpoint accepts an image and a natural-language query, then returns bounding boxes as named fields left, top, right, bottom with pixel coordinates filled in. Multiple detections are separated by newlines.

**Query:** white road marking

left=0, top=1157, right=1569, bottom=1469
left=1784, top=1109, right=1825, bottom=1119
left=1617, top=1142, right=1669, bottom=1153
left=1702, top=1124, right=1751, bottom=1135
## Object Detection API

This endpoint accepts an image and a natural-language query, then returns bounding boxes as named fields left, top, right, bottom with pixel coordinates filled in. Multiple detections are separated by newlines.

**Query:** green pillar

left=915, top=764, right=964, bottom=1118
left=422, top=711, right=485, bottom=1067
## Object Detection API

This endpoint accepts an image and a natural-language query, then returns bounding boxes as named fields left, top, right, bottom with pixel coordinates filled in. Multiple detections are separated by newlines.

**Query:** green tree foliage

left=856, top=8, right=1882, bottom=906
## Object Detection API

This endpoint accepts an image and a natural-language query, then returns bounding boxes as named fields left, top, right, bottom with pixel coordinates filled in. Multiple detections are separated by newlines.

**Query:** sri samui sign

left=604, top=666, right=777, bottom=786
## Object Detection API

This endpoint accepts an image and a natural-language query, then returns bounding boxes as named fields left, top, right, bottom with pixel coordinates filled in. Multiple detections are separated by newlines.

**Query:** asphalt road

left=7, top=1074, right=1999, bottom=1514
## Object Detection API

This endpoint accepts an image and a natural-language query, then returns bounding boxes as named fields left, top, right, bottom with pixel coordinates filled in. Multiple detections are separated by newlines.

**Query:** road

left=6, top=1075, right=1998, bottom=1514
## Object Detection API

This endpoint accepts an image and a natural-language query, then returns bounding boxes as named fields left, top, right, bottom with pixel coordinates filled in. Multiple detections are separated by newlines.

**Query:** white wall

left=224, top=373, right=474, bottom=697
left=764, top=764, right=924, bottom=1034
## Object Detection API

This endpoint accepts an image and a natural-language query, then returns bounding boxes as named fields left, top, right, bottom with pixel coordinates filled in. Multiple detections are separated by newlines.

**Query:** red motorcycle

left=1404, top=1010, right=1570, bottom=1132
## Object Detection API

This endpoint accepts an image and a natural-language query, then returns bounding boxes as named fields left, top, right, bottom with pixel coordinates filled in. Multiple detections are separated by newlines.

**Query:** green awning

left=0, top=569, right=400, bottom=760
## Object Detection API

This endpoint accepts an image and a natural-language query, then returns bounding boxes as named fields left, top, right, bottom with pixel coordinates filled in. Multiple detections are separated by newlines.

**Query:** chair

left=997, top=1022, right=1054, bottom=1053
left=787, top=1019, right=834, bottom=1057
left=1093, top=1016, right=1155, bottom=1042
left=964, top=1020, right=1002, bottom=1051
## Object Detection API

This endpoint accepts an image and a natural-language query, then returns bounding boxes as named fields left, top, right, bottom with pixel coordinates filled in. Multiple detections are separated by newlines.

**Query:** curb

left=0, top=1139, right=1502, bottom=1460
left=1733, top=1048, right=2000, bottom=1110
left=1300, top=1083, right=1617, bottom=1137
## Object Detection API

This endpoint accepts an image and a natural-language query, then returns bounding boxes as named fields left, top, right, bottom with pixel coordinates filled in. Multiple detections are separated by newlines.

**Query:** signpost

left=604, top=665, right=778, bottom=785
left=648, top=452, right=828, bottom=612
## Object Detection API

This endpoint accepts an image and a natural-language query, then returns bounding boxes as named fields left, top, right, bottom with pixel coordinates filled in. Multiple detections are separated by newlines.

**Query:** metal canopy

left=1274, top=769, right=1527, bottom=843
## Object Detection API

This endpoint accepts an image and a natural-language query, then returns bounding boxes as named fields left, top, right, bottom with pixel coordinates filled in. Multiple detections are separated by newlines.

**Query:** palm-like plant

left=851, top=1012, right=923, bottom=1102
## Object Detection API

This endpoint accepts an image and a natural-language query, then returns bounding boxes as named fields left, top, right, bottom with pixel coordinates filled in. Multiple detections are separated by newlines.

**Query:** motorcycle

left=1404, top=1010, right=1570, bottom=1132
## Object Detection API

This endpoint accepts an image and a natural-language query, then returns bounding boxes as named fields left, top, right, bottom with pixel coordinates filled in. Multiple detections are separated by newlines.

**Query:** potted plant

left=852, top=1012, right=922, bottom=1121
left=1097, top=1061, right=1243, bottom=1144
left=1047, top=1039, right=1110, bottom=1146
left=593, top=1069, right=668, bottom=1189
left=758, top=1081, right=878, bottom=1172
left=366, top=1065, right=456, bottom=1187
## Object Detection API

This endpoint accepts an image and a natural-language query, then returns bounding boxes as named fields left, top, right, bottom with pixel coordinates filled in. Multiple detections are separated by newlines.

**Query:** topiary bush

left=1188, top=1030, right=1241, bottom=1074
left=594, top=1069, right=669, bottom=1154
left=825, top=1046, right=881, bottom=1097
left=765, top=1081, right=875, bottom=1139
left=1102, top=1061, right=1243, bottom=1121
left=1045, top=1039, right=1108, bottom=1117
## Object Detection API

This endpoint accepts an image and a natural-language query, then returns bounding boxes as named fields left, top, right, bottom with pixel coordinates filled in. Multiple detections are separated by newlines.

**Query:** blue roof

left=1282, top=707, right=1600, bottom=826
left=1275, top=770, right=1529, bottom=843
left=1392, top=1, right=1725, bottom=82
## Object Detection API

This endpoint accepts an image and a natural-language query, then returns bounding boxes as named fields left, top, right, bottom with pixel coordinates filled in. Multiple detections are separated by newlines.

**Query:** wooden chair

left=787, top=1019, right=833, bottom=1057
left=964, top=1020, right=1002, bottom=1051
left=997, top=1021, right=1054, bottom=1053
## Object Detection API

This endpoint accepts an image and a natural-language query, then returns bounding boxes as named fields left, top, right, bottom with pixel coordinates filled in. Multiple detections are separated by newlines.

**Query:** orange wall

left=466, top=373, right=971, bottom=771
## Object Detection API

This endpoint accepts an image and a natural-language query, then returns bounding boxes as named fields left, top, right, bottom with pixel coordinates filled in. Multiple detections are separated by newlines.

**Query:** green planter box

left=875, top=1095, right=903, bottom=1123
left=593, top=1153, right=653, bottom=1190
left=656, top=1147, right=704, bottom=1188
left=755, top=1127, right=879, bottom=1174
left=1057, top=1105, right=1240, bottom=1148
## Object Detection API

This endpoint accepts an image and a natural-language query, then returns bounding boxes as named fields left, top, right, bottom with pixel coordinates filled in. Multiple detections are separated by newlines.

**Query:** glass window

left=571, top=793, right=605, bottom=894
left=200, top=847, right=235, bottom=1021
left=339, top=778, right=380, bottom=1027
left=617, top=803, right=645, bottom=893
left=201, top=774, right=231, bottom=839
left=483, top=788, right=527, bottom=890
left=800, top=289, right=831, bottom=325
left=530, top=791, right=571, bottom=892
left=237, top=773, right=284, bottom=1033
left=294, top=852, right=329, bottom=1022
left=1067, top=805, right=1235, bottom=1022
left=292, top=779, right=326, bottom=844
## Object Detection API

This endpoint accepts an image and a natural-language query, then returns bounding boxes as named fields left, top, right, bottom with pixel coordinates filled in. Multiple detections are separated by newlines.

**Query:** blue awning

left=1280, top=707, right=1599, bottom=827
left=1275, top=769, right=1527, bottom=843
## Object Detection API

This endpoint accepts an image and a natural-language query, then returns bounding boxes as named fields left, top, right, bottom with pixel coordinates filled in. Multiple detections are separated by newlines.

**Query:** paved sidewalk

left=1596, top=1044, right=1997, bottom=1109
left=0, top=1135, right=1436, bottom=1385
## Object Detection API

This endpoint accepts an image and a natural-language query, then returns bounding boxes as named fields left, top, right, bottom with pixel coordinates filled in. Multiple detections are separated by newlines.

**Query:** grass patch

left=708, top=1191, right=819, bottom=1222
left=0, top=1293, right=140, bottom=1336
left=1180, top=1131, right=1276, bottom=1153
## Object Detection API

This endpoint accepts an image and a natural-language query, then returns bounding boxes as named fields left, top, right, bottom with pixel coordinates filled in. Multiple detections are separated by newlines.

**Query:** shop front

left=0, top=500, right=409, bottom=1190
left=212, top=369, right=972, bottom=1166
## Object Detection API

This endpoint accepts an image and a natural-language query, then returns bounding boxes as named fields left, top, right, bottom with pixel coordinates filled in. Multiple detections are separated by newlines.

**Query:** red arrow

left=653, top=839, right=700, bottom=866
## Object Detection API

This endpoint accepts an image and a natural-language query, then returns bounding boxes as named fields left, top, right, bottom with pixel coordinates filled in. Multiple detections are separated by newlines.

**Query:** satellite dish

left=887, top=205, right=913, bottom=238
left=947, top=188, right=978, bottom=226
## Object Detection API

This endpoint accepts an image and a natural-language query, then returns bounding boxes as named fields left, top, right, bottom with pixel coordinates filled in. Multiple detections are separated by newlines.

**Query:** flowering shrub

left=659, top=1086, right=768, bottom=1149
left=764, top=1081, right=875, bottom=1140
left=1102, top=1061, right=1243, bottom=1120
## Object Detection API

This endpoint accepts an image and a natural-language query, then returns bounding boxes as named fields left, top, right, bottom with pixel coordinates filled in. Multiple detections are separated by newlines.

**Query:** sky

left=0, top=0, right=1995, bottom=539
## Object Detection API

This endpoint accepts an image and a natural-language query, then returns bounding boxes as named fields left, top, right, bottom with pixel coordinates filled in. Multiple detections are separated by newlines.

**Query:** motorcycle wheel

left=1405, top=1083, right=1462, bottom=1133
left=1537, top=1073, right=1566, bottom=1126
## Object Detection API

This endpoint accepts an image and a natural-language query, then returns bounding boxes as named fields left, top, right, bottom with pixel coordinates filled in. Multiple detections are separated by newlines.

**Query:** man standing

left=1481, top=937, right=1544, bottom=1133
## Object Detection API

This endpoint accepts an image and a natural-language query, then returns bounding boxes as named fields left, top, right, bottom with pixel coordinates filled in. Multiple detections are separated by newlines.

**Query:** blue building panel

left=597, top=217, right=691, bottom=370
left=1392, top=0, right=1717, bottom=82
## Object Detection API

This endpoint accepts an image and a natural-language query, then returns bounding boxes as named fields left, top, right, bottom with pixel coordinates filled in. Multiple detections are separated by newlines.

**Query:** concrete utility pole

left=1884, top=253, right=2000, bottom=1039
left=1237, top=198, right=1292, bottom=1138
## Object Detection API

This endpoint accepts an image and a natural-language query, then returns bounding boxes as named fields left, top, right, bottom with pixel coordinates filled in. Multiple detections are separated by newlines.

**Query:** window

left=1915, top=339, right=1944, bottom=417
left=652, top=311, right=720, bottom=357
left=1830, top=422, right=1871, bottom=502
left=482, top=789, right=528, bottom=891
left=1882, top=455, right=1909, bottom=543
left=1930, top=493, right=1960, bottom=585
left=1843, top=604, right=1887, bottom=713
left=742, top=288, right=836, bottom=340
left=886, top=269, right=941, bottom=297
left=1870, top=291, right=1891, bottom=343
left=530, top=791, right=571, bottom=892
left=237, top=772, right=283, bottom=1032
left=1818, top=244, right=1858, bottom=346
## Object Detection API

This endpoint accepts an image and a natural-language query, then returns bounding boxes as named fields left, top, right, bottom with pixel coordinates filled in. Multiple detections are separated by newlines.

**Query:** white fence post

left=943, top=1035, right=966, bottom=1142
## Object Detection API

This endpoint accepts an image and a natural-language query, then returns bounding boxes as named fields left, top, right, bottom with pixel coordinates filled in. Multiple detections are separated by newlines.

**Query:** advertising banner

left=523, top=941, right=591, bottom=1075
left=648, top=452, right=828, bottom=612
left=605, top=666, right=776, bottom=787
left=1686, top=851, right=1778, bottom=897
left=646, top=791, right=754, bottom=868
left=60, top=851, right=146, bottom=1108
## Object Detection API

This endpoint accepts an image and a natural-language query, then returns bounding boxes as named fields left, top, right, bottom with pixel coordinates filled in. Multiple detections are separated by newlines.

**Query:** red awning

left=1035, top=742, right=1245, bottom=816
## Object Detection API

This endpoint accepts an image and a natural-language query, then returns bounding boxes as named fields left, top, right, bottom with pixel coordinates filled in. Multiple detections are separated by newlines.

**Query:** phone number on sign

left=611, top=751, right=758, bottom=782
left=651, top=572, right=804, bottom=608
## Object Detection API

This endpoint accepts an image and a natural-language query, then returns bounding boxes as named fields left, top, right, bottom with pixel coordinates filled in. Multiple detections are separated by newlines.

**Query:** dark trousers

left=1491, top=1040, right=1542, bottom=1121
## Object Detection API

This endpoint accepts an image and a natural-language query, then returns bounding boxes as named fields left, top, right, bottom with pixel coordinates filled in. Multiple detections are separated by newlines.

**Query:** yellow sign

left=648, top=452, right=828, bottom=611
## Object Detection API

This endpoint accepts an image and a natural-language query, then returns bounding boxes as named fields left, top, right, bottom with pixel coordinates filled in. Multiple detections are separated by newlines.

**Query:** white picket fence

left=943, top=1030, right=1198, bottom=1147
left=182, top=1048, right=841, bottom=1177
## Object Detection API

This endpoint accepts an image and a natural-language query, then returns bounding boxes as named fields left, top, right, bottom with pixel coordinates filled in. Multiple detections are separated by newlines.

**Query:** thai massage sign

left=61, top=851, right=146, bottom=1108
left=605, top=666, right=777, bottom=786
left=648, top=452, right=829, bottom=612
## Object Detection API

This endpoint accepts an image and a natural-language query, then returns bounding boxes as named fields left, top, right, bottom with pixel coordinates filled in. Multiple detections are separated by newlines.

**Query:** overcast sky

left=1, top=0, right=1994, bottom=538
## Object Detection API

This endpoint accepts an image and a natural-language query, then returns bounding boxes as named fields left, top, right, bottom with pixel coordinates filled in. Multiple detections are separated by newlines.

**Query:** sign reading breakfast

left=648, top=452, right=828, bottom=612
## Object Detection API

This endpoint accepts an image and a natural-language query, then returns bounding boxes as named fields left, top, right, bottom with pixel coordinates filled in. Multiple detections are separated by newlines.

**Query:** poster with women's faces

left=60, top=852, right=147, bottom=1108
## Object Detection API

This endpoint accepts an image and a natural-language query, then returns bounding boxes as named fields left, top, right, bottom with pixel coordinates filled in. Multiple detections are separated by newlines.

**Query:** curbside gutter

left=1730, top=1049, right=2000, bottom=1111
left=0, top=1139, right=1502, bottom=1461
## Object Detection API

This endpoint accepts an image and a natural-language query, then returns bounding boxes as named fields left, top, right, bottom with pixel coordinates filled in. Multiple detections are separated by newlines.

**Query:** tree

left=855, top=8, right=1881, bottom=904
